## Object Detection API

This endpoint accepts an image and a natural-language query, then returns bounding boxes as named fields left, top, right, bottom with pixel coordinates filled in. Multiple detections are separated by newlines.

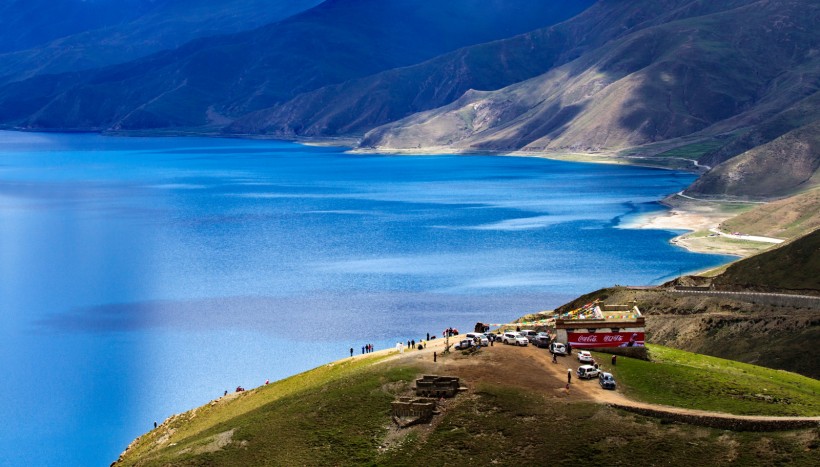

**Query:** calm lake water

left=0, top=131, right=730, bottom=465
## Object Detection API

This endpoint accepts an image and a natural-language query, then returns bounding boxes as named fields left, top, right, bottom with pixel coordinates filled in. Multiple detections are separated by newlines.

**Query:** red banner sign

left=567, top=332, right=644, bottom=348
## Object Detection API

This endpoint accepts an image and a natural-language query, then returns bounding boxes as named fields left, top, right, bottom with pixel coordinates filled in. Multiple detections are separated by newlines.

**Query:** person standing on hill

left=349, top=347, right=353, bottom=357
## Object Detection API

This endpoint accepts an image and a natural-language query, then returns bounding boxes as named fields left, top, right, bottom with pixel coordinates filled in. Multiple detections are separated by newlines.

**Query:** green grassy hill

left=114, top=344, right=819, bottom=466
left=712, top=228, right=820, bottom=294
left=612, top=345, right=820, bottom=416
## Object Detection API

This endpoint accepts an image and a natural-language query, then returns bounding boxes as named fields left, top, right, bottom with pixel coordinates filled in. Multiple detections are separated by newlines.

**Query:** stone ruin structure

left=413, top=375, right=462, bottom=398
left=391, top=375, right=465, bottom=428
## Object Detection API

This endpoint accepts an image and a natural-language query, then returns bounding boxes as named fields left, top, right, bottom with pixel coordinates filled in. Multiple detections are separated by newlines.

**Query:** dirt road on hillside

left=374, top=339, right=820, bottom=429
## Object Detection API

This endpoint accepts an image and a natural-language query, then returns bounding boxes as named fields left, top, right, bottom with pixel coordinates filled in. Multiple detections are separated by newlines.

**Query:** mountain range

left=0, top=0, right=818, bottom=200
left=0, top=0, right=324, bottom=84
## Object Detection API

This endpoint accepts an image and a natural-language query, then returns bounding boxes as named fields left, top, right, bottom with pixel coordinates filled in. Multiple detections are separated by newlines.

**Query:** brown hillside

left=712, top=228, right=820, bottom=294
left=686, top=120, right=820, bottom=200
left=362, top=0, right=820, bottom=199
left=718, top=188, right=820, bottom=239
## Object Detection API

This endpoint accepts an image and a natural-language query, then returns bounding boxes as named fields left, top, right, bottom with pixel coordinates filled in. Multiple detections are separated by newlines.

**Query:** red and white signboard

left=567, top=332, right=645, bottom=348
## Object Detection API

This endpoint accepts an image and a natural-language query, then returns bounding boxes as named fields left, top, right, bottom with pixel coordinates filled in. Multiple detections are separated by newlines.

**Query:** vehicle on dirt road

left=533, top=335, right=551, bottom=348
left=518, top=330, right=538, bottom=342
left=465, top=332, right=489, bottom=346
left=503, top=332, right=528, bottom=346
left=599, top=372, right=616, bottom=389
left=576, top=365, right=599, bottom=379
left=577, top=351, right=593, bottom=363
left=550, top=342, right=567, bottom=355
left=455, top=339, right=474, bottom=350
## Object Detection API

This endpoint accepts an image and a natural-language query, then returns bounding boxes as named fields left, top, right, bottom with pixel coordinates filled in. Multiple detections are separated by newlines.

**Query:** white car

left=549, top=342, right=567, bottom=355
left=465, top=332, right=490, bottom=346
left=576, top=364, right=599, bottom=379
left=577, top=351, right=594, bottom=363
left=454, top=339, right=473, bottom=350
left=502, top=332, right=528, bottom=346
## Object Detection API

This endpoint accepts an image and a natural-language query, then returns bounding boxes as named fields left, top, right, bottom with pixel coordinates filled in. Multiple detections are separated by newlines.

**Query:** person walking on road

left=567, top=368, right=572, bottom=384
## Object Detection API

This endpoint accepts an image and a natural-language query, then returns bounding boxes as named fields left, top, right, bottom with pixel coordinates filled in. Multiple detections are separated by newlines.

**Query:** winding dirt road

left=374, top=338, right=820, bottom=430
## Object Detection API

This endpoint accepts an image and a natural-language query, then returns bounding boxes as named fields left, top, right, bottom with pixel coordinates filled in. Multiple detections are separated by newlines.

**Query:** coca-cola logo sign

left=567, top=331, right=644, bottom=348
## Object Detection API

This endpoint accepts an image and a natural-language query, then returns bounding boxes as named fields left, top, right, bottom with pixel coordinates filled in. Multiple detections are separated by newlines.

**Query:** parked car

left=533, top=336, right=551, bottom=348
left=503, top=332, right=529, bottom=346
left=465, top=332, right=490, bottom=346
left=576, top=365, right=599, bottom=379
left=549, top=342, right=567, bottom=355
left=454, top=339, right=473, bottom=350
left=577, top=351, right=594, bottom=363
left=518, top=330, right=538, bottom=342
left=599, top=372, right=616, bottom=390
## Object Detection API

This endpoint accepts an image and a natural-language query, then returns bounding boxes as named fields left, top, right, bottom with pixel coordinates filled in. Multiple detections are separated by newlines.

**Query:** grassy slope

left=119, top=353, right=410, bottom=465
left=117, top=347, right=820, bottom=466
left=713, top=228, right=820, bottom=293
left=611, top=345, right=820, bottom=416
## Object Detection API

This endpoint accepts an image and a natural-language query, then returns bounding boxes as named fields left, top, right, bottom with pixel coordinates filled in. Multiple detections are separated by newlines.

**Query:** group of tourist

left=394, top=338, right=428, bottom=353
left=442, top=327, right=459, bottom=337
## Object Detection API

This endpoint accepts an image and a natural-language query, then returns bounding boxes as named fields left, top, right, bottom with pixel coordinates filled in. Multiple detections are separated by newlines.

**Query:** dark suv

left=599, top=372, right=616, bottom=390
left=533, top=335, right=551, bottom=348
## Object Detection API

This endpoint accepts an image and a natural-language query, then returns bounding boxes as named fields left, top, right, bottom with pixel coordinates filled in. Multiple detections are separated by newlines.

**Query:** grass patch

left=611, top=345, right=820, bottom=416
left=697, top=262, right=734, bottom=277
left=119, top=353, right=406, bottom=466
left=655, top=140, right=726, bottom=159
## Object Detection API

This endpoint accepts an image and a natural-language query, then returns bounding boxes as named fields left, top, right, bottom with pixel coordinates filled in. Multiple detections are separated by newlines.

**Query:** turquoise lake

left=0, top=131, right=731, bottom=465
